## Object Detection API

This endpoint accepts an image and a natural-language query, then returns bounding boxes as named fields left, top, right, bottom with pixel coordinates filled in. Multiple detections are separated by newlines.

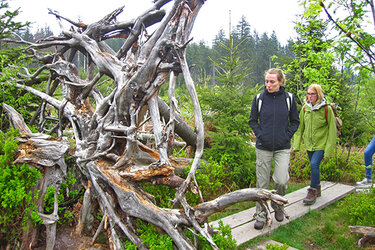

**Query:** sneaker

left=303, top=187, right=317, bottom=205
left=254, top=220, right=265, bottom=230
left=356, top=178, right=372, bottom=185
left=274, top=209, right=284, bottom=222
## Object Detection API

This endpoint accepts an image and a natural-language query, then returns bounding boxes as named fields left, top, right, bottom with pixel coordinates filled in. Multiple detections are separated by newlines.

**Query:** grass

left=237, top=200, right=363, bottom=249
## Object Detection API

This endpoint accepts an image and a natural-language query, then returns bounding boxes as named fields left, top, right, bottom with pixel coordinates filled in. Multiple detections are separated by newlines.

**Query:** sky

left=8, top=0, right=304, bottom=46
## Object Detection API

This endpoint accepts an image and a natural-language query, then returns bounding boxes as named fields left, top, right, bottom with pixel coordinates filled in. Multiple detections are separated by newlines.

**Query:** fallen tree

left=349, top=226, right=375, bottom=247
left=1, top=0, right=288, bottom=249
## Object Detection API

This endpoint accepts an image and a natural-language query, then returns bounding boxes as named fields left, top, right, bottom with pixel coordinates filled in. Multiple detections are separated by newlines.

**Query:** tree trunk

left=2, top=1, right=289, bottom=249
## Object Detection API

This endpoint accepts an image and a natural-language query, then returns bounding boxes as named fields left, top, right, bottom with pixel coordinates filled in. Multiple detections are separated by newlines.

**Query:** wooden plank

left=210, top=206, right=256, bottom=229
left=285, top=181, right=336, bottom=205
left=209, top=182, right=355, bottom=246
left=249, top=239, right=299, bottom=250
left=210, top=181, right=336, bottom=229
left=355, top=183, right=373, bottom=189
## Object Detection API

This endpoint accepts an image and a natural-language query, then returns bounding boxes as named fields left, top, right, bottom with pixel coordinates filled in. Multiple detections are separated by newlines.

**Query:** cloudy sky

left=9, top=0, right=304, bottom=45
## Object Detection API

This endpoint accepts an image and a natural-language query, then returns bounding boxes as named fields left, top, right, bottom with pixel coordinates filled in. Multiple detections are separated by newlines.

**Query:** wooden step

left=209, top=181, right=356, bottom=246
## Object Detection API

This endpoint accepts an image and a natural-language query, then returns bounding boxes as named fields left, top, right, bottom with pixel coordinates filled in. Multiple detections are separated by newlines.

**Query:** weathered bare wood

left=39, top=191, right=59, bottom=250
left=2, top=104, right=32, bottom=135
left=1, top=0, right=294, bottom=249
left=349, top=226, right=375, bottom=237
left=137, top=132, right=187, bottom=148
left=350, top=226, right=375, bottom=247
left=194, top=189, right=288, bottom=223
left=158, top=96, right=197, bottom=147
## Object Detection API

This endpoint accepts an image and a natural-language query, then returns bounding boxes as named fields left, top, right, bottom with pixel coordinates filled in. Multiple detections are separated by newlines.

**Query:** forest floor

left=37, top=222, right=108, bottom=249
left=53, top=226, right=100, bottom=250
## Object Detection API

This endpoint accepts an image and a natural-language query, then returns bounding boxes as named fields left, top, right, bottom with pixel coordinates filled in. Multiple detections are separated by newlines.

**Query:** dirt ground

left=37, top=225, right=108, bottom=250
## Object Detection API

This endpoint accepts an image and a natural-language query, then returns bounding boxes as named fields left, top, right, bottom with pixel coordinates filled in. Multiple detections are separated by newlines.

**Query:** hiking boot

left=274, top=209, right=284, bottom=222
left=303, top=187, right=317, bottom=205
left=356, top=178, right=372, bottom=185
left=254, top=220, right=265, bottom=230
left=317, top=184, right=321, bottom=197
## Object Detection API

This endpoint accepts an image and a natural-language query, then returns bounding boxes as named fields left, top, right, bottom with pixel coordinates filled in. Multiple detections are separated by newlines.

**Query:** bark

left=2, top=0, right=289, bottom=249
left=349, top=226, right=375, bottom=247
left=349, top=226, right=375, bottom=237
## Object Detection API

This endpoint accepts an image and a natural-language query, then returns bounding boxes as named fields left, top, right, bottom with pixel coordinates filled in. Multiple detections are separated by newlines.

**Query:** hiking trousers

left=254, top=148, right=291, bottom=222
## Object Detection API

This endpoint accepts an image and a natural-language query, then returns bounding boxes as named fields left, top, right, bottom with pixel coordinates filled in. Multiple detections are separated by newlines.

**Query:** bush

left=178, top=153, right=256, bottom=203
left=43, top=172, right=84, bottom=225
left=198, top=85, right=258, bottom=189
left=337, top=187, right=375, bottom=226
left=0, top=129, right=42, bottom=247
left=142, top=183, right=176, bottom=208
left=196, top=158, right=230, bottom=199
left=289, top=149, right=311, bottom=181
left=0, top=54, right=39, bottom=131
left=191, top=220, right=237, bottom=250
left=266, top=243, right=290, bottom=250
left=321, top=149, right=363, bottom=183
left=124, top=220, right=237, bottom=249
left=289, top=146, right=363, bottom=184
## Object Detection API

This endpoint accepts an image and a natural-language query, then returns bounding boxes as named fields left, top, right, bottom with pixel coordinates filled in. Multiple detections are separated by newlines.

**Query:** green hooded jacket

left=293, top=99, right=337, bottom=157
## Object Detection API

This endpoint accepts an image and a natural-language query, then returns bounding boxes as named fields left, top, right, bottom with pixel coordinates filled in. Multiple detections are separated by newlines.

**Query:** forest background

left=1, top=0, right=375, bottom=248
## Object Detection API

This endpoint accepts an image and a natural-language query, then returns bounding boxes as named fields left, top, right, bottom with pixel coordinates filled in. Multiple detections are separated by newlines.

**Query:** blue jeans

left=364, top=136, right=375, bottom=179
left=307, top=150, right=324, bottom=189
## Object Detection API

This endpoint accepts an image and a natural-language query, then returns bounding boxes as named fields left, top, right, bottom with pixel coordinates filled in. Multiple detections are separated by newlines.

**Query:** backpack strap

left=286, top=92, right=293, bottom=112
left=256, top=93, right=263, bottom=113
left=257, top=92, right=293, bottom=113
left=324, top=105, right=328, bottom=122
left=304, top=104, right=329, bottom=121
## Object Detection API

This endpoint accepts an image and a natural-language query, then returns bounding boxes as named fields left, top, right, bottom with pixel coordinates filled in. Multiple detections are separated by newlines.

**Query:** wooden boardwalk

left=209, top=181, right=356, bottom=246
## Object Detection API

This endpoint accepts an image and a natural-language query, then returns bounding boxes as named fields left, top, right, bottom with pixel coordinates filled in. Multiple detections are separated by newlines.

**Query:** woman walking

left=293, top=84, right=337, bottom=205
left=249, top=68, right=300, bottom=230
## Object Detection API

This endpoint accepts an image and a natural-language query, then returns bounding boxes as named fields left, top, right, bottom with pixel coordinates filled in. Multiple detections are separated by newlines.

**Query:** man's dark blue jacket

left=249, top=86, right=300, bottom=151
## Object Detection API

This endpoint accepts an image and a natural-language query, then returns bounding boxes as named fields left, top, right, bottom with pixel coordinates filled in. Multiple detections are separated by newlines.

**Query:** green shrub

left=198, top=85, right=258, bottom=189
left=289, top=149, right=311, bottom=181
left=266, top=243, right=289, bottom=250
left=124, top=220, right=236, bottom=249
left=179, top=154, right=256, bottom=202
left=197, top=157, right=230, bottom=198
left=138, top=220, right=174, bottom=249
left=289, top=146, right=363, bottom=184
left=44, top=172, right=83, bottom=224
left=185, top=220, right=237, bottom=250
left=0, top=54, right=39, bottom=131
left=0, top=129, right=42, bottom=247
left=322, top=147, right=363, bottom=183
left=220, top=150, right=257, bottom=189
left=142, top=183, right=176, bottom=208
left=211, top=220, right=237, bottom=249
left=337, top=187, right=375, bottom=226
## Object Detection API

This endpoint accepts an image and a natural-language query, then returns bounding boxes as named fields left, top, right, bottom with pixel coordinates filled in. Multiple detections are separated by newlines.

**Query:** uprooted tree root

left=2, top=0, right=288, bottom=249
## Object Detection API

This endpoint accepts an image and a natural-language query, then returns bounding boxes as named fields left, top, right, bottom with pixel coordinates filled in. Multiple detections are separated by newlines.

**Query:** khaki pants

left=254, top=148, right=291, bottom=222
